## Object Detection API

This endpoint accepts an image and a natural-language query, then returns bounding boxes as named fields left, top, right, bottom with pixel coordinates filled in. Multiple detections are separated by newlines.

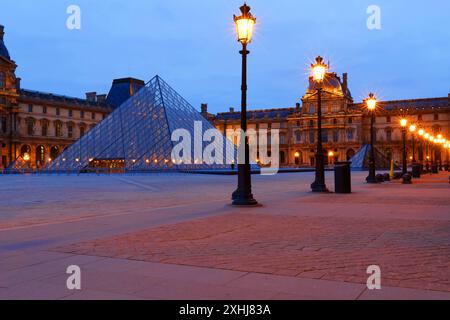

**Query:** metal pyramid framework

left=48, top=76, right=235, bottom=172
left=350, top=144, right=399, bottom=170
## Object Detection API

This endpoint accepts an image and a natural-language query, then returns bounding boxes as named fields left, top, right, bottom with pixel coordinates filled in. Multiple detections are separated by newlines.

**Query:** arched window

left=54, top=120, right=62, bottom=137
left=20, top=145, right=31, bottom=157
left=79, top=124, right=86, bottom=137
left=333, top=130, right=339, bottom=142
left=386, top=128, right=392, bottom=142
left=0, top=72, right=5, bottom=88
left=347, top=128, right=354, bottom=141
left=321, top=130, right=328, bottom=143
left=50, top=146, right=60, bottom=161
left=36, top=145, right=45, bottom=166
left=67, top=122, right=73, bottom=138
left=26, top=118, right=35, bottom=136
left=295, top=130, right=301, bottom=143
left=41, top=119, right=49, bottom=137
left=309, top=130, right=315, bottom=144
left=309, top=104, right=315, bottom=114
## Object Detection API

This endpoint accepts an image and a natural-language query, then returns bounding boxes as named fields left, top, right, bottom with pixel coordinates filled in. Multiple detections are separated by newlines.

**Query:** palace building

left=1, top=23, right=449, bottom=170
left=0, top=25, right=140, bottom=169
left=208, top=72, right=450, bottom=167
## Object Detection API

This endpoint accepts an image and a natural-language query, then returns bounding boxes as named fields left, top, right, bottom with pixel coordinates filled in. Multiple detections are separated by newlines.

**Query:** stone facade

left=208, top=72, right=450, bottom=167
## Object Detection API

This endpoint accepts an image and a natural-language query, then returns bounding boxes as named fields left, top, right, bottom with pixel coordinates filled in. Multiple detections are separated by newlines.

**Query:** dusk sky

left=1, top=0, right=449, bottom=113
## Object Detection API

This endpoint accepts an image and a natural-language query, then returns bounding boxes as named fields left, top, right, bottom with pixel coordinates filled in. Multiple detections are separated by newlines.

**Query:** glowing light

left=23, top=153, right=30, bottom=161
left=294, top=152, right=300, bottom=158
left=311, top=56, right=327, bottom=82
left=409, top=124, right=416, bottom=133
left=424, top=133, right=430, bottom=139
left=400, top=118, right=408, bottom=127
left=75, top=158, right=79, bottom=162
left=328, top=151, right=335, bottom=157
left=145, top=159, right=150, bottom=164
left=437, top=134, right=443, bottom=140
left=234, top=4, right=256, bottom=44
left=366, top=93, right=377, bottom=111
left=418, top=129, right=424, bottom=136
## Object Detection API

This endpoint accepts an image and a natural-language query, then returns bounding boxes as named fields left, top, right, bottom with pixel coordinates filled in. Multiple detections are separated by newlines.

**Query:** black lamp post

left=400, top=118, right=408, bottom=175
left=231, top=3, right=258, bottom=206
left=365, top=93, right=378, bottom=183
left=310, top=56, right=328, bottom=193
left=409, top=124, right=417, bottom=163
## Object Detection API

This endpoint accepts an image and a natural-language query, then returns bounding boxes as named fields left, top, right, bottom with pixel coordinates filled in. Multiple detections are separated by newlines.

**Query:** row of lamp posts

left=230, top=3, right=449, bottom=205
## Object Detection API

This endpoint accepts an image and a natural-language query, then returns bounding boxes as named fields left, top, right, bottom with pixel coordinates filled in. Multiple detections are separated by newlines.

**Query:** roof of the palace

left=0, top=25, right=11, bottom=61
left=19, top=89, right=111, bottom=109
left=215, top=107, right=296, bottom=120
left=106, top=77, right=146, bottom=109
left=351, top=97, right=449, bottom=111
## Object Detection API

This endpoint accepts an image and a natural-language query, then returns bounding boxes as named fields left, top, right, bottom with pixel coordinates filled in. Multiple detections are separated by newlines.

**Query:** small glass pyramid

left=48, top=76, right=236, bottom=172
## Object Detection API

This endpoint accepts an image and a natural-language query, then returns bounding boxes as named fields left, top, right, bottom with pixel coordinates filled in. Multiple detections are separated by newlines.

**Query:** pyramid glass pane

left=47, top=75, right=237, bottom=172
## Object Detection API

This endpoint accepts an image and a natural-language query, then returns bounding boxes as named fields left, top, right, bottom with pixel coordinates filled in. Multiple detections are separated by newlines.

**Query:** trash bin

left=412, top=163, right=421, bottom=178
left=334, top=161, right=351, bottom=194
left=432, top=164, right=439, bottom=174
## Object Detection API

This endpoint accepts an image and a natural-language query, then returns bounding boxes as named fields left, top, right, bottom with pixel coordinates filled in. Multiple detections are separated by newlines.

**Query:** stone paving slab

left=55, top=213, right=450, bottom=293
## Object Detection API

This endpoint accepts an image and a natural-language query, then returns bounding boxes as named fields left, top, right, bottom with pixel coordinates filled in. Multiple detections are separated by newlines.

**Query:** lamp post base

left=310, top=181, right=329, bottom=193
left=232, top=189, right=258, bottom=206
left=366, top=175, right=378, bottom=184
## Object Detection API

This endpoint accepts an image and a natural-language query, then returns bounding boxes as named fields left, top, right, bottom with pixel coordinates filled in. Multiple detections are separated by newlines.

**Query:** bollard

left=431, top=164, right=438, bottom=174
left=375, top=174, right=385, bottom=183
left=402, top=173, right=412, bottom=184
left=412, top=163, right=421, bottom=178
left=334, top=161, right=351, bottom=194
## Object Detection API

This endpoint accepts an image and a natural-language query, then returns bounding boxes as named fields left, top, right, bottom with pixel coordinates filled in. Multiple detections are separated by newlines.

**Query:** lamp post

left=310, top=56, right=329, bottom=192
left=231, top=3, right=258, bottom=206
left=400, top=118, right=408, bottom=175
left=418, top=128, right=425, bottom=172
left=424, top=132, right=430, bottom=171
left=409, top=124, right=417, bottom=162
left=365, top=93, right=378, bottom=183
left=429, top=135, right=437, bottom=173
left=437, top=134, right=443, bottom=170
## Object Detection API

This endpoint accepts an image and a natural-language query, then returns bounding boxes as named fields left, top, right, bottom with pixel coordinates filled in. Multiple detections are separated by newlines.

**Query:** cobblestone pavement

left=2, top=171, right=449, bottom=299
left=57, top=212, right=450, bottom=292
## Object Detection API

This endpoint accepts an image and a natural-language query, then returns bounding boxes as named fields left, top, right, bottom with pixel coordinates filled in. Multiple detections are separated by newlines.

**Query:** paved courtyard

left=0, top=171, right=449, bottom=300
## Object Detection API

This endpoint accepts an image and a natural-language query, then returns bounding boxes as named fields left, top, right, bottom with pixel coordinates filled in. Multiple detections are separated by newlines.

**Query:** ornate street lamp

left=409, top=124, right=417, bottom=162
left=400, top=118, right=408, bottom=175
left=310, top=56, right=329, bottom=192
left=231, top=3, right=258, bottom=206
left=364, top=93, right=378, bottom=183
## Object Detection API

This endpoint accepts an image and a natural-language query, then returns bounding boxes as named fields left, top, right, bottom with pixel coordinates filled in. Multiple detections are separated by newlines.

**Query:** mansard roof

left=215, top=107, right=296, bottom=121
left=19, top=89, right=111, bottom=111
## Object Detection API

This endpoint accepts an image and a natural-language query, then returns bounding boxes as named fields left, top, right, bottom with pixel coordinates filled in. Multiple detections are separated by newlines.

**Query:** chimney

left=201, top=103, right=208, bottom=115
left=295, top=102, right=301, bottom=113
left=0, top=25, right=4, bottom=41
left=85, top=92, right=97, bottom=102
left=230, top=107, right=235, bottom=113
left=342, top=73, right=348, bottom=94
left=96, top=94, right=107, bottom=103
left=16, top=77, right=21, bottom=90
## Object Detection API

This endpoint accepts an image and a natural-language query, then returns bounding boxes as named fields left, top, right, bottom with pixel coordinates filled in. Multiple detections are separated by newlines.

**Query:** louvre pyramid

left=350, top=144, right=399, bottom=170
left=48, top=76, right=236, bottom=171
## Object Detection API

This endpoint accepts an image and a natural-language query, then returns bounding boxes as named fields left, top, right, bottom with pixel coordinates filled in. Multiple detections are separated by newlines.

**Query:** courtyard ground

left=0, top=170, right=449, bottom=300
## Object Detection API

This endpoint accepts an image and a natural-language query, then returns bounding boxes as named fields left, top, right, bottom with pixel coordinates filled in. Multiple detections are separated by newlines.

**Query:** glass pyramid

left=48, top=76, right=236, bottom=172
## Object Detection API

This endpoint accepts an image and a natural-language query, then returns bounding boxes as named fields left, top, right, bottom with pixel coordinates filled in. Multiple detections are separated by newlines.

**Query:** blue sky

left=1, top=0, right=449, bottom=113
